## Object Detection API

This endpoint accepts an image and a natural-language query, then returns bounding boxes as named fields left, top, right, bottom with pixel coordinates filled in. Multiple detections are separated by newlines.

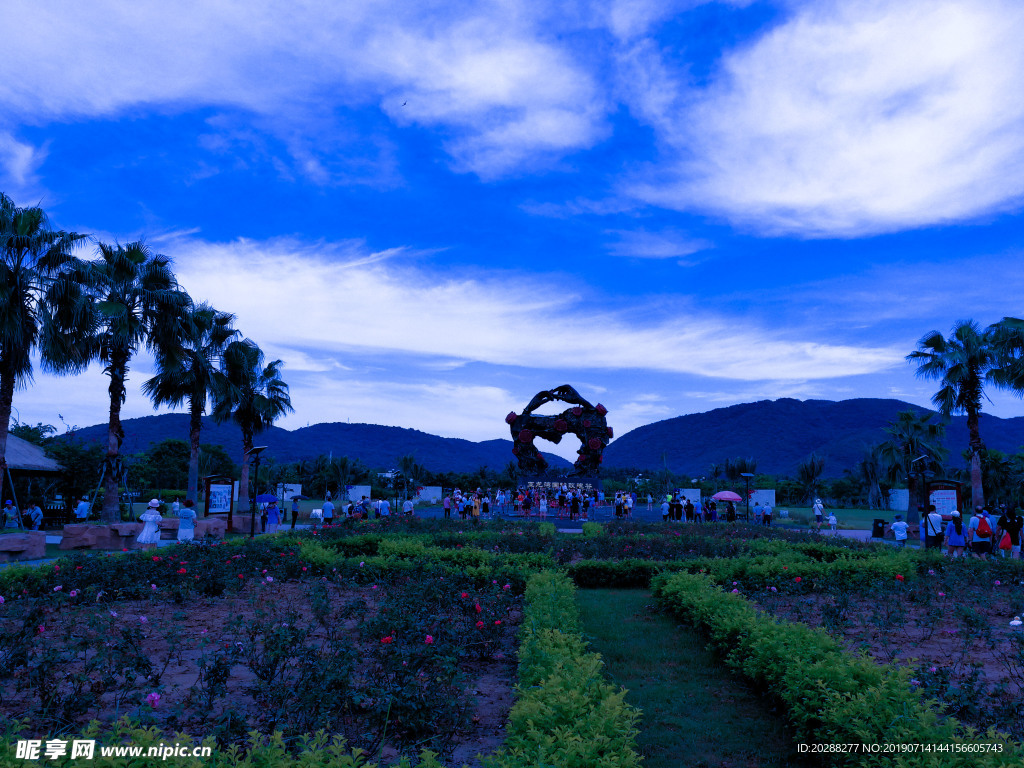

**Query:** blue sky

left=5, top=0, right=1024, bottom=461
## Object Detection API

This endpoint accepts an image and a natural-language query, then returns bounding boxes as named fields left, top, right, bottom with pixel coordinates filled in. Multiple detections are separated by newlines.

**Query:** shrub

left=487, top=572, right=641, bottom=768
left=652, top=572, right=1023, bottom=767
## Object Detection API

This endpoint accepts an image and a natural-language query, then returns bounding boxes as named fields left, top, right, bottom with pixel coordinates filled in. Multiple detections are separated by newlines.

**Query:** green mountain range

left=59, top=397, right=1024, bottom=478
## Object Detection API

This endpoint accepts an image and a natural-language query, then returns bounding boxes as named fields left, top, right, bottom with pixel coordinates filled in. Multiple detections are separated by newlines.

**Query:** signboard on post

left=929, top=481, right=962, bottom=516
left=204, top=476, right=237, bottom=531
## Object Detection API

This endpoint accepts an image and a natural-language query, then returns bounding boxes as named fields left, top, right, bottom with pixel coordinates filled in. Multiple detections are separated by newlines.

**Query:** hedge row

left=487, top=572, right=641, bottom=768
left=651, top=572, right=1022, bottom=768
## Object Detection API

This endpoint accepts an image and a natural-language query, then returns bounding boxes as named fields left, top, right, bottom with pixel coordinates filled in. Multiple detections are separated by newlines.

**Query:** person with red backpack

left=968, top=506, right=994, bottom=560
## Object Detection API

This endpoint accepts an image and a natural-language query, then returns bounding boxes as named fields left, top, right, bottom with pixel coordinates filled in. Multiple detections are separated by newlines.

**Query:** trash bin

left=872, top=518, right=887, bottom=538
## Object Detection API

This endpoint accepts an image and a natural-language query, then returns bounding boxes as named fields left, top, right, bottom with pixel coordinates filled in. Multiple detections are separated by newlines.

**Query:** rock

left=197, top=517, right=226, bottom=539
left=60, top=523, right=143, bottom=551
left=0, top=531, right=46, bottom=562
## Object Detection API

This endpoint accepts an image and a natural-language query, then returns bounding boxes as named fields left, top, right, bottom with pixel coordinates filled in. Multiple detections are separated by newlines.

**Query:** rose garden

left=0, top=517, right=1021, bottom=767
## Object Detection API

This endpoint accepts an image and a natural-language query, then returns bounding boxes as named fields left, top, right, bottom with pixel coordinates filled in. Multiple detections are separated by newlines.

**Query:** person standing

left=291, top=497, right=300, bottom=527
left=945, top=511, right=967, bottom=558
left=75, top=496, right=91, bottom=521
left=996, top=507, right=1024, bottom=559
left=967, top=506, right=993, bottom=560
left=379, top=497, right=391, bottom=518
left=762, top=500, right=773, bottom=527
left=753, top=502, right=762, bottom=525
left=813, top=498, right=824, bottom=530
left=26, top=501, right=43, bottom=531
left=2, top=500, right=18, bottom=528
left=827, top=512, right=838, bottom=534
left=171, top=498, right=180, bottom=516
left=443, top=493, right=452, bottom=519
left=403, top=497, right=415, bottom=516
left=264, top=500, right=280, bottom=534
left=923, top=505, right=944, bottom=549
left=322, top=497, right=335, bottom=525
left=178, top=499, right=198, bottom=541
left=726, top=500, right=736, bottom=523
left=889, top=514, right=908, bottom=547
left=137, top=499, right=163, bottom=549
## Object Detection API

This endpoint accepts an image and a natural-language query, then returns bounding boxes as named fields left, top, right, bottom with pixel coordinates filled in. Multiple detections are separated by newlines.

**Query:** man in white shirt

left=379, top=498, right=390, bottom=517
left=75, top=496, right=91, bottom=520
left=403, top=498, right=414, bottom=516
left=889, top=514, right=909, bottom=547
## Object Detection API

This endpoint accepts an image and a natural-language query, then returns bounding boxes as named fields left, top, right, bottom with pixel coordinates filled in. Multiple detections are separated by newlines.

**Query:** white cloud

left=0, top=131, right=47, bottom=200
left=0, top=0, right=607, bottom=178
left=605, top=228, right=711, bottom=259
left=167, top=234, right=900, bottom=381
left=626, top=0, right=1024, bottom=236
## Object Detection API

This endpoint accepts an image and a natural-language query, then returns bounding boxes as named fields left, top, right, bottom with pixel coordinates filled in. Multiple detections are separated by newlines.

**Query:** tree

left=795, top=453, right=825, bottom=503
left=877, top=410, right=946, bottom=523
left=857, top=445, right=886, bottom=510
left=143, top=303, right=238, bottom=503
left=79, top=242, right=190, bottom=522
left=0, top=193, right=88, bottom=481
left=9, top=421, right=56, bottom=446
left=211, top=339, right=292, bottom=513
left=198, top=443, right=238, bottom=479
left=45, top=439, right=105, bottom=509
left=908, top=320, right=995, bottom=510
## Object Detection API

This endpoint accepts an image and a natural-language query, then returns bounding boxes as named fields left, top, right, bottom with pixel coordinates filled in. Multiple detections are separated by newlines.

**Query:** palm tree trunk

left=238, top=431, right=253, bottom=514
left=103, top=351, right=129, bottom=524
left=187, top=396, right=202, bottom=504
left=968, top=410, right=985, bottom=509
left=0, top=363, right=16, bottom=479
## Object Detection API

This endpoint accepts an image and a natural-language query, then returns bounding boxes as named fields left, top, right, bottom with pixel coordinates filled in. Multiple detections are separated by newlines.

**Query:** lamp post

left=740, top=473, right=754, bottom=521
left=246, top=446, right=268, bottom=539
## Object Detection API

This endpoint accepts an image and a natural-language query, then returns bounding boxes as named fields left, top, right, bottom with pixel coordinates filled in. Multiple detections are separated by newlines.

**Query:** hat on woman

left=147, top=499, right=161, bottom=509
left=951, top=510, right=961, bottom=517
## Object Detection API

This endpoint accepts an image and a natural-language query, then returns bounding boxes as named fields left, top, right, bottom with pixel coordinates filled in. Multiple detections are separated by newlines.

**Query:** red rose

left=554, top=419, right=568, bottom=432
left=794, top=577, right=802, bottom=583
left=895, top=574, right=905, bottom=582
left=596, top=403, right=607, bottom=415
left=518, top=429, right=533, bottom=443
left=177, top=568, right=187, bottom=574
left=606, top=426, right=614, bottom=438
left=571, top=406, right=583, bottom=416
left=588, top=438, right=602, bottom=450
left=381, top=635, right=393, bottom=644
left=583, top=419, right=591, bottom=428
left=476, top=621, right=485, bottom=629
left=505, top=411, right=517, bottom=425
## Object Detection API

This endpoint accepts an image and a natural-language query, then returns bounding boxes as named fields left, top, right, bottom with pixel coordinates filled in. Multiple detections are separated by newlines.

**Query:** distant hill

left=602, top=398, right=1024, bottom=477
left=58, top=414, right=572, bottom=474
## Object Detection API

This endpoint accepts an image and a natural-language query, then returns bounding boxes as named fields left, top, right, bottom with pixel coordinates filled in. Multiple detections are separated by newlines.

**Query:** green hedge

left=652, top=572, right=1022, bottom=767
left=487, top=572, right=641, bottom=768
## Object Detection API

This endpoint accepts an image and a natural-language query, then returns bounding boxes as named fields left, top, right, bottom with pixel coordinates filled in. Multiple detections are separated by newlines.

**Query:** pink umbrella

left=711, top=491, right=742, bottom=502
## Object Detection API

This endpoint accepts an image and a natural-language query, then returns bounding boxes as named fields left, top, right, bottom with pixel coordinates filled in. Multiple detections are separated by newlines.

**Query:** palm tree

left=908, top=320, right=995, bottom=509
left=81, top=242, right=190, bottom=522
left=0, top=193, right=88, bottom=477
left=858, top=445, right=885, bottom=510
left=877, top=410, right=946, bottom=523
left=143, top=303, right=238, bottom=503
left=795, top=453, right=825, bottom=504
left=211, top=339, right=292, bottom=513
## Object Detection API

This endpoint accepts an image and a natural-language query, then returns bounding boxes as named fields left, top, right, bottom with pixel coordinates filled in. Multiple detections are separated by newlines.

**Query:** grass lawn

left=771, top=506, right=895, bottom=530
left=577, top=588, right=795, bottom=768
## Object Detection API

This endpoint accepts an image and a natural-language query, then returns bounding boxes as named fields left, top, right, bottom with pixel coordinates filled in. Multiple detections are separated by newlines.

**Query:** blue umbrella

left=255, top=493, right=278, bottom=503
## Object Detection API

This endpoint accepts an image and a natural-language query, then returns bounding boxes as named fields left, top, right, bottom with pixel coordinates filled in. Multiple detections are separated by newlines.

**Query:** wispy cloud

left=605, top=228, right=711, bottom=260
left=0, top=131, right=47, bottom=201
left=0, top=0, right=607, bottom=179
left=624, top=0, right=1024, bottom=236
left=168, top=235, right=901, bottom=381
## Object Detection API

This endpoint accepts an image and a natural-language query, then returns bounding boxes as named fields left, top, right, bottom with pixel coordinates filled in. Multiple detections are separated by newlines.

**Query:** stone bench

left=60, top=518, right=228, bottom=551
left=0, top=531, right=47, bottom=562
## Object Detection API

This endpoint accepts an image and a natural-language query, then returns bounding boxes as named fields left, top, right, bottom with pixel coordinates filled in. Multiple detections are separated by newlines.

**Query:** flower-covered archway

left=506, top=385, right=611, bottom=476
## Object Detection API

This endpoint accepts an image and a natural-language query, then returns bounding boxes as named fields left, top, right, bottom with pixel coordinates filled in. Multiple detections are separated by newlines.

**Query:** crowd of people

left=919, top=503, right=1023, bottom=559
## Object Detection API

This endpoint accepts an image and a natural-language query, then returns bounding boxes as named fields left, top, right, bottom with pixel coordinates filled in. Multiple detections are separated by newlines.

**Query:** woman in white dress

left=137, top=499, right=163, bottom=548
